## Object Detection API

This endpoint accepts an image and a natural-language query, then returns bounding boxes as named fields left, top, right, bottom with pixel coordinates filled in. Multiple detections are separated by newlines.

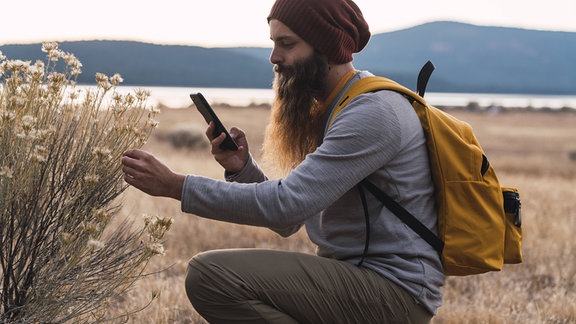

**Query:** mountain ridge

left=1, top=21, right=575, bottom=94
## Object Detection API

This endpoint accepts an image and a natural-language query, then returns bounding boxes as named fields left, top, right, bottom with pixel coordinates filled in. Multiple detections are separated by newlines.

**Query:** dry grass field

left=111, top=104, right=576, bottom=323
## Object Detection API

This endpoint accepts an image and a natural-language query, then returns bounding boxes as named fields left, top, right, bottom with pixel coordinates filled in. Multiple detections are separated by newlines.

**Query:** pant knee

left=184, top=261, right=201, bottom=307
left=185, top=252, right=216, bottom=311
left=185, top=250, right=233, bottom=307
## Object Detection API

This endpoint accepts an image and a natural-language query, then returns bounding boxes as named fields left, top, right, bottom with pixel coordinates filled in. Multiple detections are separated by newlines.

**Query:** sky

left=1, top=0, right=575, bottom=48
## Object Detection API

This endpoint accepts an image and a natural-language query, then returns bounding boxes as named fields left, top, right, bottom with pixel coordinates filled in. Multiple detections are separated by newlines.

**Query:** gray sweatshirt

left=181, top=71, right=444, bottom=314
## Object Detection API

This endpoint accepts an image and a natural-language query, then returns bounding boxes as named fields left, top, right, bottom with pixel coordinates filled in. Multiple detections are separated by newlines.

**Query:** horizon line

left=2, top=20, right=575, bottom=48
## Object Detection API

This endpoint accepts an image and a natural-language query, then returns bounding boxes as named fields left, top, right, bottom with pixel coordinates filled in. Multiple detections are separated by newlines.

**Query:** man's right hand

left=206, top=122, right=250, bottom=173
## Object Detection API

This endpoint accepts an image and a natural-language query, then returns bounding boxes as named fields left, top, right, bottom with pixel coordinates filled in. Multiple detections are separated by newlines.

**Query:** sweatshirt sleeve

left=224, top=154, right=267, bottom=183
left=180, top=91, right=404, bottom=235
left=222, top=155, right=301, bottom=237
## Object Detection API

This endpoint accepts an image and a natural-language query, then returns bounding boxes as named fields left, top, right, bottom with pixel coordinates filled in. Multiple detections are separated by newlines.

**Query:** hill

left=354, top=21, right=576, bottom=94
left=1, top=21, right=575, bottom=94
left=0, top=42, right=272, bottom=89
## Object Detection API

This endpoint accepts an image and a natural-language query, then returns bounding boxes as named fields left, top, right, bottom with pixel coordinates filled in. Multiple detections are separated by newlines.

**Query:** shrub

left=0, top=43, right=171, bottom=322
left=155, top=123, right=208, bottom=150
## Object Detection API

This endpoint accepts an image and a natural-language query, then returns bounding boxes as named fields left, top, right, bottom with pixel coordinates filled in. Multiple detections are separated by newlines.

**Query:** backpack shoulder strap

left=360, top=179, right=444, bottom=254
left=327, top=76, right=426, bottom=129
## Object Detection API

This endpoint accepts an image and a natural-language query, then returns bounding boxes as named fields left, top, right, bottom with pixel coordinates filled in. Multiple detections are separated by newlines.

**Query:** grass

left=112, top=105, right=576, bottom=323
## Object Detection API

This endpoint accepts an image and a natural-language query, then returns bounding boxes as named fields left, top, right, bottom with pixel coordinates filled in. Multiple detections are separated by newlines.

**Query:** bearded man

left=121, top=0, right=444, bottom=322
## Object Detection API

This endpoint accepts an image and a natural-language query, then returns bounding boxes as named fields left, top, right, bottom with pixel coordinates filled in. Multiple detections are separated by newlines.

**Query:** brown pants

left=185, top=249, right=432, bottom=324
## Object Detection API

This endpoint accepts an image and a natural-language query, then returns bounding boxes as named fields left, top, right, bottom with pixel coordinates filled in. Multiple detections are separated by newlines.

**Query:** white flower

left=69, top=89, right=80, bottom=100
left=41, top=42, right=58, bottom=53
left=20, top=115, right=37, bottom=131
left=146, top=242, right=165, bottom=256
left=0, top=109, right=16, bottom=123
left=63, top=53, right=81, bottom=68
left=146, top=117, right=159, bottom=128
left=87, top=238, right=105, bottom=250
left=144, top=215, right=173, bottom=241
left=134, top=88, right=150, bottom=101
left=63, top=52, right=82, bottom=76
left=47, top=72, right=66, bottom=92
left=34, top=60, right=45, bottom=70
left=95, top=73, right=111, bottom=90
left=95, top=72, right=108, bottom=83
left=150, top=106, right=161, bottom=115
left=110, top=73, right=123, bottom=86
left=48, top=48, right=63, bottom=62
left=28, top=64, right=45, bottom=82
left=112, top=93, right=123, bottom=103
left=35, top=127, right=55, bottom=141
left=93, top=208, right=112, bottom=223
left=32, top=154, right=47, bottom=163
left=81, top=221, right=99, bottom=236
left=91, top=147, right=112, bottom=161
left=32, top=145, right=48, bottom=163
left=6, top=59, right=31, bottom=73
left=83, top=174, right=100, bottom=185
left=11, top=94, right=28, bottom=108
left=122, top=93, right=135, bottom=106
left=61, top=232, right=74, bottom=246
left=0, top=165, right=13, bottom=178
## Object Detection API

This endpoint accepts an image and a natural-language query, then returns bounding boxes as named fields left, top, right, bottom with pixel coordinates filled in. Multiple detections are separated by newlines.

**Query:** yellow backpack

left=331, top=62, right=523, bottom=276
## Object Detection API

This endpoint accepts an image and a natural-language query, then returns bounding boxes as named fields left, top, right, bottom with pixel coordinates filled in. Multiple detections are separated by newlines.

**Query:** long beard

left=262, top=52, right=329, bottom=175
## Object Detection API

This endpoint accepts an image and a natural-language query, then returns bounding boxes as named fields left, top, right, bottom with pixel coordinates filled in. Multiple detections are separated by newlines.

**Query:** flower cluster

left=0, top=43, right=166, bottom=322
left=143, top=214, right=174, bottom=256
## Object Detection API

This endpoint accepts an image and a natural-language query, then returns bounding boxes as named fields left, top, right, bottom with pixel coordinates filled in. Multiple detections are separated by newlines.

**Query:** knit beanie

left=268, top=0, right=371, bottom=64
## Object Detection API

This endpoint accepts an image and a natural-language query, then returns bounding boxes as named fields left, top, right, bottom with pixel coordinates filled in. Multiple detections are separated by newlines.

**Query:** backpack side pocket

left=502, top=187, right=523, bottom=264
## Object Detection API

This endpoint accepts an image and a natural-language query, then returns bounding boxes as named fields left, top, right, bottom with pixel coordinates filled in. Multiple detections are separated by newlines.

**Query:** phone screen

left=190, top=93, right=238, bottom=151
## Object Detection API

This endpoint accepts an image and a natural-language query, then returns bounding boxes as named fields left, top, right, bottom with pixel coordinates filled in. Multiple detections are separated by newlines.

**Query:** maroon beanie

left=268, top=0, right=371, bottom=64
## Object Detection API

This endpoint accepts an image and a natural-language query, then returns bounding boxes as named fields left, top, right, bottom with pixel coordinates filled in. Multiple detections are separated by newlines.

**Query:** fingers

left=210, top=133, right=227, bottom=153
left=122, top=172, right=137, bottom=186
left=123, top=148, right=145, bottom=159
left=205, top=122, right=226, bottom=153
left=121, top=159, right=140, bottom=184
left=205, top=122, right=216, bottom=140
left=120, top=149, right=160, bottom=194
left=121, top=149, right=152, bottom=182
left=229, top=127, right=247, bottom=147
left=122, top=150, right=143, bottom=170
left=229, top=127, right=244, bottom=140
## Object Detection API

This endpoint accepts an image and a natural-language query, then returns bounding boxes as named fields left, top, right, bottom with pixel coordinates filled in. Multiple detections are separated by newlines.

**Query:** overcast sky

left=1, top=0, right=575, bottom=47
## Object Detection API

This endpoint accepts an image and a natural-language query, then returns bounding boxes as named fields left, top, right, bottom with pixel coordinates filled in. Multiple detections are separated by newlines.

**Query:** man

left=121, top=0, right=444, bottom=322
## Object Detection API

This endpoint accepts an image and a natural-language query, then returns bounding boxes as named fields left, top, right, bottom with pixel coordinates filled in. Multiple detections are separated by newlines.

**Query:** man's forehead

left=269, top=19, right=301, bottom=41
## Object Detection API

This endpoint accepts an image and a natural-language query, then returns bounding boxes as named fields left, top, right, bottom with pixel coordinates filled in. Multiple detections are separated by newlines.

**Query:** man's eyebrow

left=270, top=35, right=296, bottom=42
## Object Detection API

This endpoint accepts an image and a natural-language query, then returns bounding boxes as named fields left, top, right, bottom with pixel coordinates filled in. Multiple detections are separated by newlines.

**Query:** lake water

left=115, top=86, right=576, bottom=110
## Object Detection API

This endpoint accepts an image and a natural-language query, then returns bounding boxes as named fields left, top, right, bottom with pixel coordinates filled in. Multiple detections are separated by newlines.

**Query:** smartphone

left=190, top=93, right=239, bottom=151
